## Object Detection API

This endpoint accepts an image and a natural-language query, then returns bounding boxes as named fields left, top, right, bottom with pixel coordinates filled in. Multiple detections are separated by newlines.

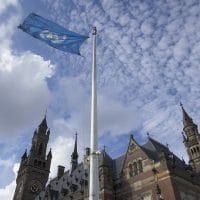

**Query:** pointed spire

left=99, top=146, right=108, bottom=167
left=180, top=103, right=194, bottom=127
left=38, top=113, right=48, bottom=135
left=72, top=132, right=78, bottom=159
left=182, top=132, right=187, bottom=142
left=21, top=149, right=27, bottom=160
left=182, top=156, right=185, bottom=164
left=47, top=148, right=52, bottom=159
left=71, top=133, right=78, bottom=172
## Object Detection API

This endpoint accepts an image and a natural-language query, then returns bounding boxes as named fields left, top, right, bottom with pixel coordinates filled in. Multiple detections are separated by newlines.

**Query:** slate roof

left=142, top=137, right=171, bottom=161
left=36, top=163, right=89, bottom=199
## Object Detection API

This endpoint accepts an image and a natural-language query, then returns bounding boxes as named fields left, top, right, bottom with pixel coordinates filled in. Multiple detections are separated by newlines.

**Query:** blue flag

left=18, top=13, right=89, bottom=55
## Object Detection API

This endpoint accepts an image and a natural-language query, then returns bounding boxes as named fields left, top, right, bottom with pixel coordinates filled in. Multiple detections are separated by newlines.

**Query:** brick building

left=14, top=105, right=200, bottom=200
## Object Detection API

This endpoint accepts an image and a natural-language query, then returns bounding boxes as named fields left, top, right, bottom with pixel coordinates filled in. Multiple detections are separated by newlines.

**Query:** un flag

left=19, top=13, right=89, bottom=55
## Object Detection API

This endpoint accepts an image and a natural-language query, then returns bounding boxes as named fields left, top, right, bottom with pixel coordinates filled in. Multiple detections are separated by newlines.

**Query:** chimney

left=85, top=147, right=90, bottom=156
left=57, top=165, right=65, bottom=179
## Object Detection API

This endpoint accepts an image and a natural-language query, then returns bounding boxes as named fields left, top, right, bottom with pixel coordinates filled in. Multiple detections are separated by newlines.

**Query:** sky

left=0, top=0, right=200, bottom=199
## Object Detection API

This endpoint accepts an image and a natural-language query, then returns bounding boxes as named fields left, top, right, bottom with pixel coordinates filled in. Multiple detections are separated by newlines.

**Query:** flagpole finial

left=92, top=27, right=97, bottom=35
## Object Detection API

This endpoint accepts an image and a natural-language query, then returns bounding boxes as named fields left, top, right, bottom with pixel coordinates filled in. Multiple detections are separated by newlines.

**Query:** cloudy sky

left=0, top=0, right=200, bottom=199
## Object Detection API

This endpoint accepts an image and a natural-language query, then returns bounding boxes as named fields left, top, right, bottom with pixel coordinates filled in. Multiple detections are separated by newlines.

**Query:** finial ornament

left=92, top=27, right=97, bottom=35
left=45, top=108, right=47, bottom=117
left=147, top=132, right=150, bottom=138
left=103, top=145, right=106, bottom=152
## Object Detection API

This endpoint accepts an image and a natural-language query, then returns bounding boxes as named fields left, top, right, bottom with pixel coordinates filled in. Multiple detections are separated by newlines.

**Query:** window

left=38, top=143, right=43, bottom=155
left=133, top=162, right=138, bottom=175
left=34, top=159, right=37, bottom=166
left=138, top=160, right=143, bottom=173
left=129, top=164, right=133, bottom=177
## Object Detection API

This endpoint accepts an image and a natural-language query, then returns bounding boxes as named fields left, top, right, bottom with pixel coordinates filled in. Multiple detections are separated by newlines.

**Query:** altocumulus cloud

left=43, top=0, right=200, bottom=159
left=1, top=0, right=200, bottom=199
left=0, top=2, right=55, bottom=137
left=0, top=0, right=55, bottom=197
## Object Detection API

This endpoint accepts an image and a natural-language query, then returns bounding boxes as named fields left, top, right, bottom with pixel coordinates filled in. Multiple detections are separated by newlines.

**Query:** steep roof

left=142, top=137, right=171, bottom=161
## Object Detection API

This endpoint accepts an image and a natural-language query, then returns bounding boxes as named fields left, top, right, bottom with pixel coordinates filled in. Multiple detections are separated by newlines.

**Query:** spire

left=71, top=133, right=78, bottom=172
left=182, top=132, right=187, bottom=142
left=99, top=147, right=108, bottom=167
left=72, top=132, right=78, bottom=159
left=180, top=103, right=194, bottom=127
left=38, top=114, right=48, bottom=135
left=47, top=148, right=52, bottom=159
left=21, top=149, right=27, bottom=160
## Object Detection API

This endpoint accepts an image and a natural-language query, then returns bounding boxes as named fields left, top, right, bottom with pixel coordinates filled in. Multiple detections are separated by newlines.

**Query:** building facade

left=14, top=106, right=200, bottom=200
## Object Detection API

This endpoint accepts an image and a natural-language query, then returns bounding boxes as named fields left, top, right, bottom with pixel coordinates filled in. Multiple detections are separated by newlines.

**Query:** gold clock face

left=30, top=180, right=42, bottom=193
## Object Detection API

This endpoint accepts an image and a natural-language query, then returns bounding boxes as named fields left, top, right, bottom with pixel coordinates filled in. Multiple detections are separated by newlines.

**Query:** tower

left=181, top=104, right=200, bottom=172
left=70, top=133, right=78, bottom=172
left=99, top=149, right=114, bottom=200
left=13, top=116, right=52, bottom=200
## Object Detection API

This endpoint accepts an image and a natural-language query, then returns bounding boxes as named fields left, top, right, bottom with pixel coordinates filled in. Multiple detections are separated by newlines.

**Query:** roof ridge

left=148, top=137, right=168, bottom=149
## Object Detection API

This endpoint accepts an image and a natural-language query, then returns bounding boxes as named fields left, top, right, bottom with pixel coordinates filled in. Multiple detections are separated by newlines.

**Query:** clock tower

left=13, top=116, right=52, bottom=200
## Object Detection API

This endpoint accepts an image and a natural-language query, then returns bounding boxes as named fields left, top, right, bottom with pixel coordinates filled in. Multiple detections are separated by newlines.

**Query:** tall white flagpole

left=89, top=27, right=99, bottom=200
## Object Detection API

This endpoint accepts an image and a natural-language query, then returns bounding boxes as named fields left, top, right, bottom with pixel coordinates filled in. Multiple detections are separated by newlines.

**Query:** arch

left=38, top=143, right=43, bottom=155
left=191, top=149, right=194, bottom=155
left=138, top=160, right=143, bottom=173
left=34, top=159, right=37, bottom=166
left=197, top=146, right=200, bottom=152
left=133, top=162, right=138, bottom=175
left=128, top=164, right=133, bottom=177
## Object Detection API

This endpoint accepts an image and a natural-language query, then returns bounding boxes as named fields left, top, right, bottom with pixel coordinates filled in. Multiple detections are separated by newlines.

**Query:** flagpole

left=89, top=27, right=99, bottom=200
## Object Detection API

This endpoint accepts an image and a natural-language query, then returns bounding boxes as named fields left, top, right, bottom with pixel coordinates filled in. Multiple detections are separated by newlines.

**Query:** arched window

left=194, top=148, right=197, bottom=153
left=191, top=149, right=194, bottom=155
left=197, top=146, right=200, bottom=152
left=133, top=162, right=138, bottom=175
left=34, top=159, right=37, bottom=166
left=38, top=143, right=43, bottom=155
left=138, top=160, right=143, bottom=173
left=129, top=164, right=133, bottom=177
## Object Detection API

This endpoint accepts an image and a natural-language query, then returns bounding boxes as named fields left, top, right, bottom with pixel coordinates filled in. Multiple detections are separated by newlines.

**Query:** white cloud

left=1, top=0, right=200, bottom=196
left=0, top=4, right=55, bottom=137
left=0, top=0, right=19, bottom=14
left=49, top=136, right=74, bottom=178
left=0, top=51, right=55, bottom=136
left=0, top=163, right=19, bottom=200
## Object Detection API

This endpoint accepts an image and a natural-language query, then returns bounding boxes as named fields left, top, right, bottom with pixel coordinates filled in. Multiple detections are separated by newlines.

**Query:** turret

left=13, top=115, right=52, bottom=200
left=181, top=104, right=200, bottom=172
left=70, top=133, right=78, bottom=172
